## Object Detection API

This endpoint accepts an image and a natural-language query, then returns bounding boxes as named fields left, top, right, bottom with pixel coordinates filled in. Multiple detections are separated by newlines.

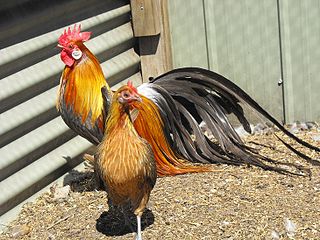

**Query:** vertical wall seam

left=276, top=0, right=286, bottom=123
left=202, top=0, right=210, bottom=69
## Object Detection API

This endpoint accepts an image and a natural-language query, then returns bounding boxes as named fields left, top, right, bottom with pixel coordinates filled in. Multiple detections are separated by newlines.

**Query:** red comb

left=127, top=80, right=138, bottom=94
left=58, top=24, right=91, bottom=47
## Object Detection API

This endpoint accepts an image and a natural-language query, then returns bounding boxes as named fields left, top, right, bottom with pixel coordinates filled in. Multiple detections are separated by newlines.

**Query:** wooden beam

left=131, top=0, right=173, bottom=82
left=130, top=0, right=161, bottom=37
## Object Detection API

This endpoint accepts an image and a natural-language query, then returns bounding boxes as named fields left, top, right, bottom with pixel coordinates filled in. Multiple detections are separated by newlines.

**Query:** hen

left=95, top=83, right=157, bottom=240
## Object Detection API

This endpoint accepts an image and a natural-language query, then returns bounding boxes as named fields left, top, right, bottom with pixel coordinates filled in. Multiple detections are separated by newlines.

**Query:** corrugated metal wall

left=168, top=0, right=320, bottom=123
left=0, top=0, right=141, bottom=224
left=280, top=0, right=320, bottom=122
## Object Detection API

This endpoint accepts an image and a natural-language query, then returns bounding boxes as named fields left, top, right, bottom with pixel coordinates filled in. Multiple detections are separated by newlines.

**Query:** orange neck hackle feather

left=132, top=95, right=213, bottom=176
left=57, top=42, right=111, bottom=127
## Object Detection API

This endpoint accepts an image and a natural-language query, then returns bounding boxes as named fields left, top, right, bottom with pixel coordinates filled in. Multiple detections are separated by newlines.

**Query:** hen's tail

left=138, top=67, right=320, bottom=175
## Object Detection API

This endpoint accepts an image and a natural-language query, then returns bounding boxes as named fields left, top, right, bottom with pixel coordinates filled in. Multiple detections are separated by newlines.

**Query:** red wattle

left=60, top=50, right=75, bottom=67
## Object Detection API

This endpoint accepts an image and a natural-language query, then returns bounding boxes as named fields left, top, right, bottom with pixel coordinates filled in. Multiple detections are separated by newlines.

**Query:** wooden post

left=130, top=0, right=173, bottom=82
left=131, top=0, right=161, bottom=37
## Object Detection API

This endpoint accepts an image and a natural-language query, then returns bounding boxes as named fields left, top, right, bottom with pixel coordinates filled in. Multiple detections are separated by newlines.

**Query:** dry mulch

left=1, top=127, right=320, bottom=240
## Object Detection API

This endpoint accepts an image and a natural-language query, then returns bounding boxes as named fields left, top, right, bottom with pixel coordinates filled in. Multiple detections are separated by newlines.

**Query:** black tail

left=147, top=67, right=319, bottom=175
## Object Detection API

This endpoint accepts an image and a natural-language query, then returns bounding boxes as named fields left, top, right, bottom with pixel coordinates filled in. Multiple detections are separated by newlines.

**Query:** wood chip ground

left=1, top=128, right=320, bottom=240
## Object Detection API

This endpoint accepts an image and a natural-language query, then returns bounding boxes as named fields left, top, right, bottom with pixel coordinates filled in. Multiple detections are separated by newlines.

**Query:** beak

left=57, top=44, right=63, bottom=48
left=127, top=94, right=142, bottom=104
left=133, top=94, right=142, bottom=102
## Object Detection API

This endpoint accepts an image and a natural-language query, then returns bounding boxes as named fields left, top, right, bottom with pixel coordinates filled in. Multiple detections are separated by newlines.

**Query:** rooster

left=95, top=83, right=157, bottom=240
left=56, top=25, right=320, bottom=176
left=57, top=24, right=211, bottom=176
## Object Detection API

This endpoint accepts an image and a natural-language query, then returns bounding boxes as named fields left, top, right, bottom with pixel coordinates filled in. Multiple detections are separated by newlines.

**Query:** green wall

left=168, top=0, right=320, bottom=123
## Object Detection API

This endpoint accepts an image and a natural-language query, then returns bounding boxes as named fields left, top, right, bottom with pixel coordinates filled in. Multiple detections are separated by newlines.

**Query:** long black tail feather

left=145, top=67, right=320, bottom=175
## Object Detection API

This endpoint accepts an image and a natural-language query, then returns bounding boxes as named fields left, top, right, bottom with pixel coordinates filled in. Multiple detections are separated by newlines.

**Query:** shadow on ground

left=96, top=208, right=155, bottom=236
left=63, top=168, right=100, bottom=192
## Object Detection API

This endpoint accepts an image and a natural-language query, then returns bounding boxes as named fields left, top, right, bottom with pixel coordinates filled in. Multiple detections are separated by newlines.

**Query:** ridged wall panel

left=0, top=0, right=142, bottom=225
left=168, top=0, right=320, bottom=122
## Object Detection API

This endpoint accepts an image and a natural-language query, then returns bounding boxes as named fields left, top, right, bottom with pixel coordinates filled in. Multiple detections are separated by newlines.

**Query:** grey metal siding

left=0, top=0, right=141, bottom=223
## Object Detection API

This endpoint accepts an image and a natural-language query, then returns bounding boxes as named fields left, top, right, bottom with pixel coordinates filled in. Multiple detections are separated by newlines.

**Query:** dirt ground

left=1, top=128, right=320, bottom=240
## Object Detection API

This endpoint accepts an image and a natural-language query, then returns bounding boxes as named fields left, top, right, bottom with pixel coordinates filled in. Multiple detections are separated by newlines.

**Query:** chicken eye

left=68, top=44, right=74, bottom=49
left=122, top=91, right=130, bottom=99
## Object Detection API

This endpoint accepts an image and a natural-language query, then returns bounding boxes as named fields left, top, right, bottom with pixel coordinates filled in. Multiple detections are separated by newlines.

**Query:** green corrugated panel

left=168, top=0, right=284, bottom=121
left=168, top=0, right=320, bottom=123
left=280, top=0, right=320, bottom=122
left=204, top=0, right=283, bottom=121
left=0, top=0, right=141, bottom=227
left=168, top=0, right=209, bottom=68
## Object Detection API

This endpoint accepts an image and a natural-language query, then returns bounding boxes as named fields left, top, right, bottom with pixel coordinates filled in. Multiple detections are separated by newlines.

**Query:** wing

left=59, top=103, right=104, bottom=145
left=57, top=76, right=108, bottom=145
left=141, top=141, right=157, bottom=189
